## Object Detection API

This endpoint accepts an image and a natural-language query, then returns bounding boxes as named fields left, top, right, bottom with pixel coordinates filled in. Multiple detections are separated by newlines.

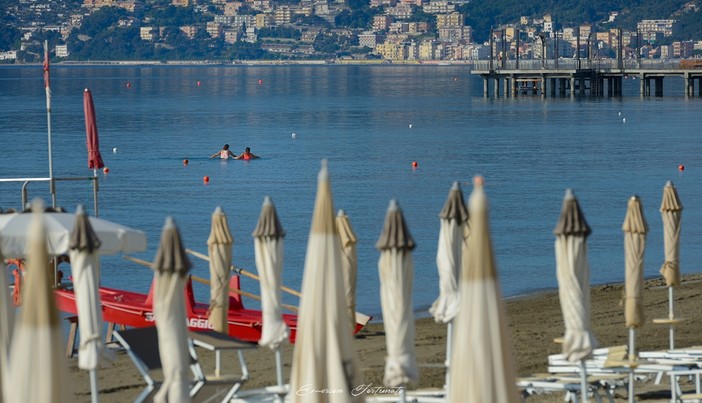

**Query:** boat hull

left=54, top=277, right=369, bottom=343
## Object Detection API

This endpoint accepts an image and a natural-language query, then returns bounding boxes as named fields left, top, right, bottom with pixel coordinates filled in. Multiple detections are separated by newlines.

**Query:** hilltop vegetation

left=459, top=0, right=701, bottom=42
left=2, top=0, right=701, bottom=61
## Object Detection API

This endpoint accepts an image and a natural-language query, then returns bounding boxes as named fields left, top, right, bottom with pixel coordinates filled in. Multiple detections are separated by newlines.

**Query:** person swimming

left=235, top=147, right=260, bottom=160
left=210, top=144, right=236, bottom=159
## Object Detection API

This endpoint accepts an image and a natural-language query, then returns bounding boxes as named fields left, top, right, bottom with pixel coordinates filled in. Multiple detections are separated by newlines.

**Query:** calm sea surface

left=1, top=65, right=700, bottom=320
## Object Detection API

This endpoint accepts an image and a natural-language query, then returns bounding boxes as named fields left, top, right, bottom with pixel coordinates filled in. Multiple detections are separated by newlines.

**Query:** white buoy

left=291, top=132, right=296, bottom=139
left=409, top=124, right=413, bottom=129
left=112, top=147, right=117, bottom=153
left=623, top=118, right=626, bottom=123
left=618, top=112, right=622, bottom=116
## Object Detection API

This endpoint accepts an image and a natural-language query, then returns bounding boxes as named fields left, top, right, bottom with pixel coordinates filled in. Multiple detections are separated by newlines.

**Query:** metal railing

left=473, top=59, right=685, bottom=71
left=0, top=176, right=100, bottom=217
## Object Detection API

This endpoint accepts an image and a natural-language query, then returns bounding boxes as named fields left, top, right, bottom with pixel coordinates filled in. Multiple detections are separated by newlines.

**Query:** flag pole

left=44, top=40, right=56, bottom=208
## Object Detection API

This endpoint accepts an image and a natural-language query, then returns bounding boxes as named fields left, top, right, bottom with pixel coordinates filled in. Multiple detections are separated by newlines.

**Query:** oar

left=185, top=249, right=302, bottom=298
left=122, top=255, right=299, bottom=313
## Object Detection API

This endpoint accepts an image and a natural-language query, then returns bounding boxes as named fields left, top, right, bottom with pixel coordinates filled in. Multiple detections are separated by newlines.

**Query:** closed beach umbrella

left=430, top=182, right=468, bottom=392
left=207, top=206, right=233, bottom=334
left=0, top=211, right=146, bottom=258
left=659, top=181, right=683, bottom=348
left=69, top=205, right=114, bottom=403
left=289, top=160, right=360, bottom=403
left=622, top=195, right=648, bottom=403
left=377, top=199, right=418, bottom=389
left=6, top=200, right=70, bottom=403
left=0, top=247, right=14, bottom=400
left=84, top=88, right=105, bottom=173
left=253, top=196, right=289, bottom=349
left=336, top=209, right=358, bottom=334
left=623, top=196, right=648, bottom=330
left=660, top=181, right=682, bottom=288
left=152, top=217, right=192, bottom=403
left=448, top=177, right=519, bottom=403
left=430, top=181, right=468, bottom=324
left=554, top=189, right=597, bottom=402
left=253, top=196, right=289, bottom=388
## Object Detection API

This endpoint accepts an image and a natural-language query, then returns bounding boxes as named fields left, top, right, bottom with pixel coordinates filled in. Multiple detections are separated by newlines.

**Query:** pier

left=472, top=59, right=702, bottom=97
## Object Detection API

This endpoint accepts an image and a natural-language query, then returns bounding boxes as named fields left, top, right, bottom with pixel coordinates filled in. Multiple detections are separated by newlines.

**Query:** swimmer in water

left=210, top=144, right=236, bottom=159
left=235, top=147, right=260, bottom=160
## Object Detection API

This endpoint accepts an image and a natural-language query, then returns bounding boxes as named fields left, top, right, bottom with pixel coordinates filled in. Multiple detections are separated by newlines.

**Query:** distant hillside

left=457, top=0, right=702, bottom=42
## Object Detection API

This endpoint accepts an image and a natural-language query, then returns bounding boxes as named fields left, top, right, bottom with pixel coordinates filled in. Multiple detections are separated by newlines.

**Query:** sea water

left=0, top=65, right=700, bottom=320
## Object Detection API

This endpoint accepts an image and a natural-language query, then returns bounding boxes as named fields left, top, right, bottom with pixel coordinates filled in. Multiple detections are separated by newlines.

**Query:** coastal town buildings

left=3, top=0, right=702, bottom=63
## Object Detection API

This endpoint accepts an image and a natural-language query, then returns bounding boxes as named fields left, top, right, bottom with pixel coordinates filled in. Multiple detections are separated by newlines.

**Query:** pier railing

left=474, top=59, right=684, bottom=71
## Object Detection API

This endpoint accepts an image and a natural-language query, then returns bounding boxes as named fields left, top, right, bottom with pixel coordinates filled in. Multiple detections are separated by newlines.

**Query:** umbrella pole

left=399, top=385, right=406, bottom=403
left=668, top=287, right=675, bottom=350
left=581, top=360, right=588, bottom=403
left=445, top=321, right=452, bottom=391
left=90, top=369, right=99, bottom=403
left=629, top=328, right=635, bottom=403
left=275, top=348, right=284, bottom=388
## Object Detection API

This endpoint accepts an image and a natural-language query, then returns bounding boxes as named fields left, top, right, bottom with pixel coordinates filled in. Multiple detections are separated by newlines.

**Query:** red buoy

left=126, top=82, right=131, bottom=88
left=197, top=81, right=201, bottom=86
left=183, top=159, right=189, bottom=166
left=258, top=79, right=263, bottom=85
left=203, top=176, right=210, bottom=184
left=679, top=164, right=685, bottom=171
left=103, top=167, right=110, bottom=174
left=412, top=161, right=418, bottom=168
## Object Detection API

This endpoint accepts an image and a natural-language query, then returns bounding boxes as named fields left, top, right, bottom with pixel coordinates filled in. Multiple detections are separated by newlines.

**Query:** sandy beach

left=67, top=273, right=702, bottom=402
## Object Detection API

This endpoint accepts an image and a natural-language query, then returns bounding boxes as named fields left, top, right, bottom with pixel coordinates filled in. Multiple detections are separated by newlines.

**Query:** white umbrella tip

left=665, top=180, right=673, bottom=187
left=451, top=181, right=460, bottom=190
left=164, top=216, right=176, bottom=229
left=564, top=188, right=575, bottom=200
left=473, top=176, right=484, bottom=187
left=84, top=88, right=89, bottom=92
left=337, top=209, right=346, bottom=217
left=388, top=199, right=399, bottom=211
left=318, top=159, right=329, bottom=181
left=262, top=196, right=272, bottom=206
left=214, top=206, right=223, bottom=215
left=75, top=204, right=86, bottom=215
left=30, top=198, right=44, bottom=213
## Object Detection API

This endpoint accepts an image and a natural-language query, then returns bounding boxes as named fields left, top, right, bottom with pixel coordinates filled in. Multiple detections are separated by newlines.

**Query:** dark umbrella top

left=152, top=217, right=192, bottom=278
left=554, top=189, right=591, bottom=237
left=439, top=181, right=469, bottom=224
left=252, top=196, right=285, bottom=239
left=84, top=88, right=105, bottom=170
left=69, top=205, right=101, bottom=253
left=376, top=199, right=415, bottom=251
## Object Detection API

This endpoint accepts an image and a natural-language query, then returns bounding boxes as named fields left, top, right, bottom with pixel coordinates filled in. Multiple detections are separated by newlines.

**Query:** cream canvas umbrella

left=448, top=177, right=519, bottom=403
left=69, top=205, right=114, bottom=403
left=0, top=245, right=14, bottom=400
left=377, top=199, right=418, bottom=397
left=336, top=209, right=358, bottom=334
left=0, top=210, right=146, bottom=258
left=6, top=200, right=70, bottom=403
left=253, top=196, right=289, bottom=388
left=152, top=217, right=193, bottom=403
left=207, top=206, right=233, bottom=334
left=622, top=195, right=648, bottom=403
left=657, top=180, right=683, bottom=349
left=554, top=189, right=597, bottom=402
left=289, top=160, right=360, bottom=403
left=430, top=181, right=468, bottom=391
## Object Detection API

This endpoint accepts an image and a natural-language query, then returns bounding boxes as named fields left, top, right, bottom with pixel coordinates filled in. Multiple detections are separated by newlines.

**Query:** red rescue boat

left=54, top=275, right=370, bottom=343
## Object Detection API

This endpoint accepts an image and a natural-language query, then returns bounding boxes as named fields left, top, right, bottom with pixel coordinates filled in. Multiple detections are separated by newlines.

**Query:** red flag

left=43, top=44, right=50, bottom=90
left=84, top=89, right=105, bottom=170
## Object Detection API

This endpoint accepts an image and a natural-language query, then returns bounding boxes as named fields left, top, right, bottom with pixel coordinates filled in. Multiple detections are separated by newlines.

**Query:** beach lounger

left=113, top=326, right=257, bottom=403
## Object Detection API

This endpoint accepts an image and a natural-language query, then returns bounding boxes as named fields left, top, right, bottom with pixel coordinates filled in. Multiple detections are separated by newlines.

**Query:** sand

left=67, top=273, right=702, bottom=402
